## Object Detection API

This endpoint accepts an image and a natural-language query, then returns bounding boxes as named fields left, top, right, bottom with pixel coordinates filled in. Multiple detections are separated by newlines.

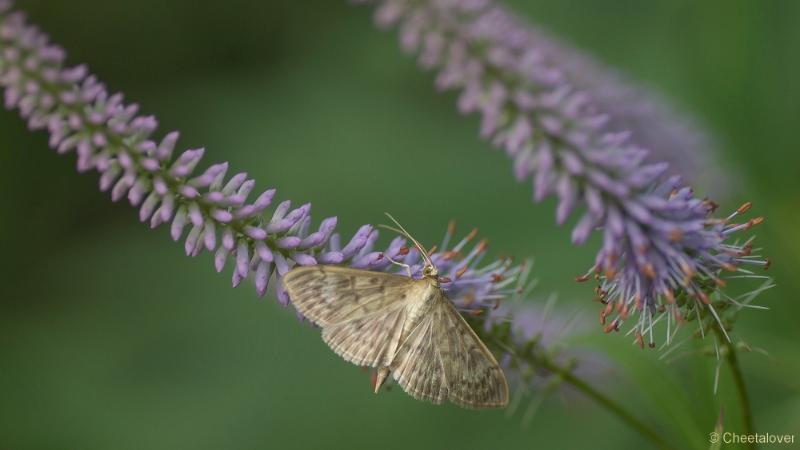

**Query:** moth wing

left=283, top=265, right=414, bottom=327
left=436, top=297, right=509, bottom=408
left=388, top=307, right=448, bottom=405
left=283, top=265, right=416, bottom=367
left=320, top=305, right=408, bottom=368
left=390, top=292, right=509, bottom=409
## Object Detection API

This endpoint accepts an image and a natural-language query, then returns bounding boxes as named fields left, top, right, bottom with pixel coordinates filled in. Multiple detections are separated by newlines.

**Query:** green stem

left=540, top=359, right=676, bottom=450
left=712, top=325, right=756, bottom=449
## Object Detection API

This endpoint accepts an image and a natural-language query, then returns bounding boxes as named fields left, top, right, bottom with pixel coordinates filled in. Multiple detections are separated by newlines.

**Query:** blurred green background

left=1, top=0, right=798, bottom=449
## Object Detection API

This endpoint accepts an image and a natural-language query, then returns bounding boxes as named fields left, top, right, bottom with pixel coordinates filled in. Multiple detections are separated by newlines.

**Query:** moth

left=283, top=216, right=509, bottom=409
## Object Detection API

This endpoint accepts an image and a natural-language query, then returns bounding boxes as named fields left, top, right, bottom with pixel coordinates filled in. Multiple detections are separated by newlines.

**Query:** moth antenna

left=381, top=213, right=434, bottom=268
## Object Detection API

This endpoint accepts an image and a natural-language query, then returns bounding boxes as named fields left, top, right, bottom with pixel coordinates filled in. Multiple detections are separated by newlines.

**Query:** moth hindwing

left=284, top=265, right=509, bottom=409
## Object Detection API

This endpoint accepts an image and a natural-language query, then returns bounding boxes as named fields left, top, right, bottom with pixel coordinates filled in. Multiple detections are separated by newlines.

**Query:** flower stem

left=712, top=324, right=756, bottom=449
left=539, top=359, right=676, bottom=450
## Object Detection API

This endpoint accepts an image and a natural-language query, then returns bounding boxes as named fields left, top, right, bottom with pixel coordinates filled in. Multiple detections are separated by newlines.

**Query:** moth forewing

left=437, top=294, right=509, bottom=408
left=389, top=289, right=509, bottom=409
left=283, top=265, right=415, bottom=327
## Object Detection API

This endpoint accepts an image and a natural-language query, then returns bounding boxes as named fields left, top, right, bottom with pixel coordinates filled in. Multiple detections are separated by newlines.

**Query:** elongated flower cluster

left=507, top=17, right=729, bottom=196
left=0, top=3, right=522, bottom=314
left=359, top=0, right=770, bottom=344
left=479, top=298, right=608, bottom=415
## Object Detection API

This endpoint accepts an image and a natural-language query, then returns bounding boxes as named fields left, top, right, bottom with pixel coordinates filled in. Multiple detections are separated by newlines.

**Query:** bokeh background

left=1, top=1, right=798, bottom=449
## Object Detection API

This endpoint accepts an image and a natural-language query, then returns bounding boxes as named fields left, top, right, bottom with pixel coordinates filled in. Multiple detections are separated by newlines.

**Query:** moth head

left=422, top=264, right=439, bottom=279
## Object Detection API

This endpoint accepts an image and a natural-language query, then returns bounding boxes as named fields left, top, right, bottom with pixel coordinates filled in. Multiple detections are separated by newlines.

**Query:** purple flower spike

left=358, top=0, right=770, bottom=343
left=483, top=298, right=610, bottom=405
left=0, top=5, right=524, bottom=319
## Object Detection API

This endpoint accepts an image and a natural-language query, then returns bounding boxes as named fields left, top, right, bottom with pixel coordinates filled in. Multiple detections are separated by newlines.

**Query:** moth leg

left=374, top=367, right=391, bottom=394
left=385, top=255, right=413, bottom=278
